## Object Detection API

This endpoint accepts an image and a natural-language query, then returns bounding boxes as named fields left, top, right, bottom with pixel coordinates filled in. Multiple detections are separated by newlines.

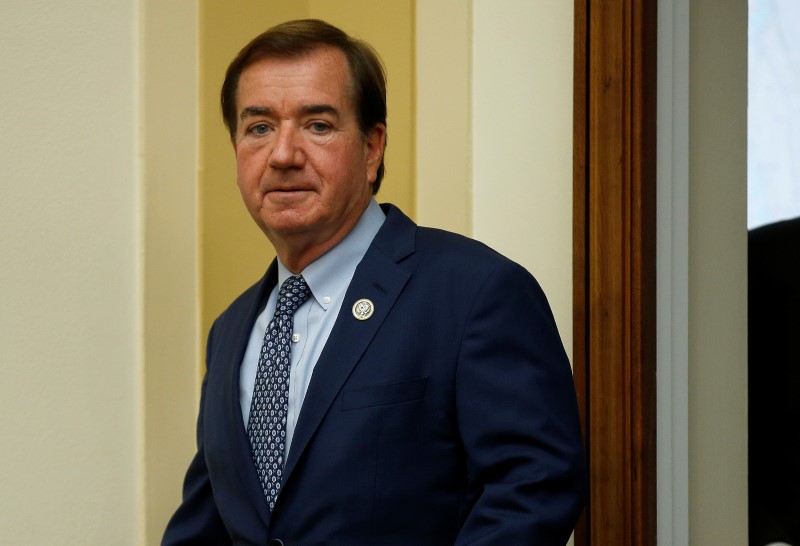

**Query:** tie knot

left=274, top=275, right=311, bottom=318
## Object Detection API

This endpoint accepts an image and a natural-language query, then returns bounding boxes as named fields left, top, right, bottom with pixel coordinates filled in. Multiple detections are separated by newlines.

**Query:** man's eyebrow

left=300, top=104, right=340, bottom=118
left=239, top=106, right=273, bottom=122
left=238, top=104, right=340, bottom=122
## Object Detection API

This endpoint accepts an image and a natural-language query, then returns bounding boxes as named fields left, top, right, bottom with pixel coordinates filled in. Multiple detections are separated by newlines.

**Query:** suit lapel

left=218, top=263, right=278, bottom=528
left=281, top=205, right=416, bottom=489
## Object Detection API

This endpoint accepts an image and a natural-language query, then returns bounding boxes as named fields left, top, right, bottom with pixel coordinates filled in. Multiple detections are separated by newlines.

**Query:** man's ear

left=364, top=123, right=387, bottom=183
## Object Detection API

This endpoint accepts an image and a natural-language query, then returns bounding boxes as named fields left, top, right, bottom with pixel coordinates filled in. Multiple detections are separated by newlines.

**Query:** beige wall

left=0, top=0, right=142, bottom=543
left=688, top=0, right=749, bottom=542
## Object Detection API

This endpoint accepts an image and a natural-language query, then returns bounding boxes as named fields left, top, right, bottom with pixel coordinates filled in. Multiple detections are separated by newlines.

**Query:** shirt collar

left=276, top=198, right=386, bottom=310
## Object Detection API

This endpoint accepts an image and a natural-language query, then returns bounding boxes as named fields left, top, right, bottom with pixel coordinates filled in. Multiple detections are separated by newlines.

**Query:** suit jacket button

left=268, top=540, right=284, bottom=546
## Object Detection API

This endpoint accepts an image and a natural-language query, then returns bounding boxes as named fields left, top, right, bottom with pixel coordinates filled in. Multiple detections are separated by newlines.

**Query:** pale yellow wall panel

left=142, top=2, right=200, bottom=543
left=416, top=0, right=471, bottom=235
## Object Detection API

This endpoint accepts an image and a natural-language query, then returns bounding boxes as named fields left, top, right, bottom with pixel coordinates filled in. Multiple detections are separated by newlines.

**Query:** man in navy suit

left=163, top=19, right=585, bottom=545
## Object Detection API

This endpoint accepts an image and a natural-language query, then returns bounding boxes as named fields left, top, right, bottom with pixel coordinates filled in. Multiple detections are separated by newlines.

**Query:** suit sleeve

left=454, top=261, right=586, bottom=545
left=161, top=322, right=232, bottom=546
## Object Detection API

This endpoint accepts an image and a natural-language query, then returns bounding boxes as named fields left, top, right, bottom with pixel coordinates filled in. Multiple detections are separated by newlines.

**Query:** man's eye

left=309, top=122, right=330, bottom=133
left=250, top=124, right=270, bottom=135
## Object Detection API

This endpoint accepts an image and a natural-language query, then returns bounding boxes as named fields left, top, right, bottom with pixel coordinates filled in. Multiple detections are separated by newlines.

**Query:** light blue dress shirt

left=239, top=199, right=386, bottom=458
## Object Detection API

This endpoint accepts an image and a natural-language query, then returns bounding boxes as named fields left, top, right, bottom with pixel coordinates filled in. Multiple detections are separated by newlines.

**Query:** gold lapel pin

left=352, top=298, right=374, bottom=321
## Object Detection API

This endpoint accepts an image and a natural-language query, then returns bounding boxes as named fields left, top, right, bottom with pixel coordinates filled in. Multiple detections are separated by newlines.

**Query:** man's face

left=233, top=47, right=385, bottom=262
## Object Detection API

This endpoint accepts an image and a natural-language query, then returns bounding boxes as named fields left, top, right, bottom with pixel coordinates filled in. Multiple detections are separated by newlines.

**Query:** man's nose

left=268, top=127, right=304, bottom=169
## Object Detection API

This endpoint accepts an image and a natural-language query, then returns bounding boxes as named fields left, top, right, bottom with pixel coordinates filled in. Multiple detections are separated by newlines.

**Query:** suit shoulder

left=380, top=203, right=524, bottom=276
left=413, top=225, right=524, bottom=273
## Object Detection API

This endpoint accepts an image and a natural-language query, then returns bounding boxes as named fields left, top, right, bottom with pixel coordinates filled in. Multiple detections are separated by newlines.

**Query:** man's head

left=226, top=20, right=387, bottom=273
left=221, top=19, right=387, bottom=191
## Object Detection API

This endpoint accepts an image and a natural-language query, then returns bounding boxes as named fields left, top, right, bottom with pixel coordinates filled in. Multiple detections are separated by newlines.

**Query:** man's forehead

left=240, top=47, right=350, bottom=85
left=236, top=48, right=355, bottom=111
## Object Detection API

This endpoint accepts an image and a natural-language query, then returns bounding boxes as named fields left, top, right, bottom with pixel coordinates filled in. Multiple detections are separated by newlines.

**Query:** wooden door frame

left=573, top=0, right=658, bottom=544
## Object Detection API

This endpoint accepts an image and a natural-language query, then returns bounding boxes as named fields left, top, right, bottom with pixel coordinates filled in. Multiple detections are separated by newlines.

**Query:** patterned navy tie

left=247, top=275, right=311, bottom=511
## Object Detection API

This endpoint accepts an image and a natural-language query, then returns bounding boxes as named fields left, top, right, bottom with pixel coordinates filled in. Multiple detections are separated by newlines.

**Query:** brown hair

left=221, top=19, right=387, bottom=192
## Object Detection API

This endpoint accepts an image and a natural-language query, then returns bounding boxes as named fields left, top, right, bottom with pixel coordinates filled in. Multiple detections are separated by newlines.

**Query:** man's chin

left=259, top=211, right=317, bottom=238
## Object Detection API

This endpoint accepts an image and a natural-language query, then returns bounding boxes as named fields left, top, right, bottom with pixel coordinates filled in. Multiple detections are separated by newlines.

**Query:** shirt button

left=322, top=295, right=331, bottom=304
left=291, top=333, right=300, bottom=343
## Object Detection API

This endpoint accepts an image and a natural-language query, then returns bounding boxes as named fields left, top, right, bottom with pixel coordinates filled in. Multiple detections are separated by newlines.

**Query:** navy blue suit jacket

left=163, top=204, right=585, bottom=545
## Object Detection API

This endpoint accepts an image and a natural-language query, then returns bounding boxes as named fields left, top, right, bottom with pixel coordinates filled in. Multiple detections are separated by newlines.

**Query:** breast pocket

left=341, top=377, right=428, bottom=411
